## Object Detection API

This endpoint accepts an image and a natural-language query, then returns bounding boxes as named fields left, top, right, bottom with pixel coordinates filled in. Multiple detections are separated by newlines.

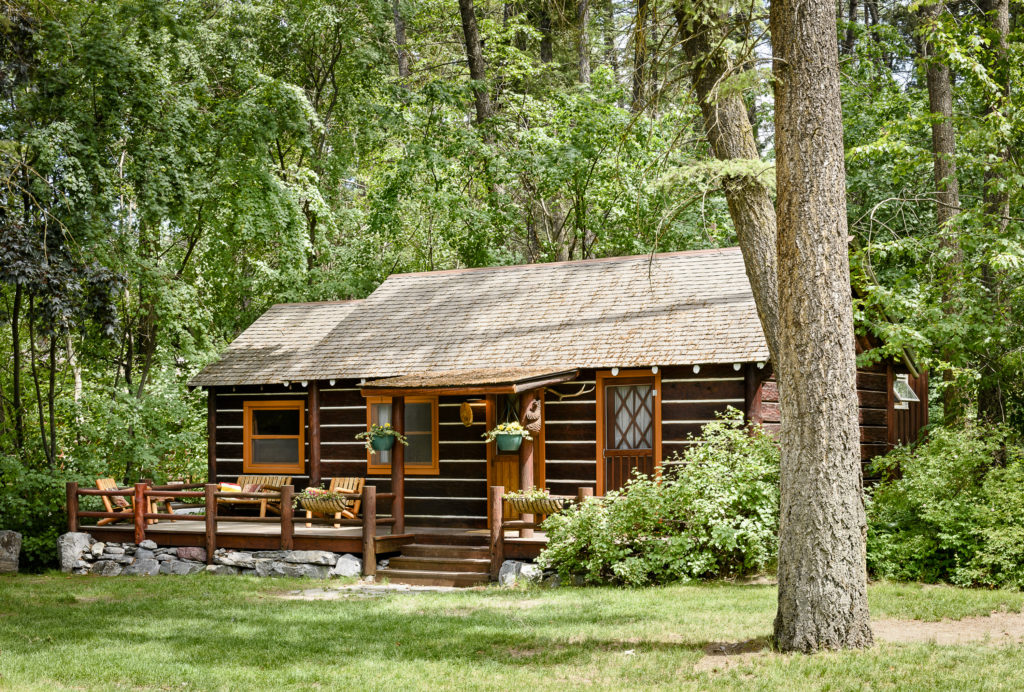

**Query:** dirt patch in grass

left=874, top=609, right=1024, bottom=646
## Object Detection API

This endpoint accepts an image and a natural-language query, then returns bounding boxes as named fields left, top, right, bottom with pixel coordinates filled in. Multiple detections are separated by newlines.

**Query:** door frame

left=595, top=369, right=662, bottom=496
left=485, top=393, right=546, bottom=527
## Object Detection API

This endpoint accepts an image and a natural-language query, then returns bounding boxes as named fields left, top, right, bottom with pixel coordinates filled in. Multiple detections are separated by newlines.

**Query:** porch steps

left=375, top=533, right=492, bottom=587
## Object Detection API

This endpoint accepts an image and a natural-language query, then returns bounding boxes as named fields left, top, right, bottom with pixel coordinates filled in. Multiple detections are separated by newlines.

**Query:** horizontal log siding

left=415, top=398, right=488, bottom=527
left=660, top=364, right=746, bottom=460
left=543, top=372, right=598, bottom=495
left=892, top=367, right=928, bottom=447
left=213, top=384, right=311, bottom=484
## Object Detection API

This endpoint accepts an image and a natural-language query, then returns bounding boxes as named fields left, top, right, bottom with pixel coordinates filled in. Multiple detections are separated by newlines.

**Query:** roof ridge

left=386, top=247, right=739, bottom=279
left=269, top=299, right=363, bottom=308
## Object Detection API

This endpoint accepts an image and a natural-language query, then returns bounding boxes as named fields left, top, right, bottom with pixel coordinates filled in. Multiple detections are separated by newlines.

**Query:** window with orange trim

left=366, top=396, right=439, bottom=475
left=242, top=400, right=305, bottom=474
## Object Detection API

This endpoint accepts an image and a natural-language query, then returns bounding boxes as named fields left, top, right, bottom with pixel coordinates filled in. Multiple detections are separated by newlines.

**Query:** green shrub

left=867, top=423, right=1024, bottom=588
left=538, top=409, right=779, bottom=586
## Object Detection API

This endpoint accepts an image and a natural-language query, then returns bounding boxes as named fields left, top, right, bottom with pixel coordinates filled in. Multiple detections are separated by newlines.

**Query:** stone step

left=388, top=555, right=491, bottom=573
left=375, top=568, right=490, bottom=587
left=400, top=543, right=490, bottom=560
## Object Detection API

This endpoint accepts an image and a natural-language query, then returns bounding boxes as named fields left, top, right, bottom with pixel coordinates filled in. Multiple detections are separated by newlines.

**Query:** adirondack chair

left=94, top=479, right=173, bottom=526
left=305, top=477, right=365, bottom=528
left=216, top=475, right=291, bottom=518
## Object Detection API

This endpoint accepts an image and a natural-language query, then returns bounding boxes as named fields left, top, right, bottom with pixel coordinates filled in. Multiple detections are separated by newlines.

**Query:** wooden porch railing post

left=577, top=486, right=593, bottom=504
left=280, top=485, right=294, bottom=550
left=204, top=483, right=217, bottom=564
left=362, top=484, right=377, bottom=577
left=518, top=392, right=536, bottom=538
left=391, top=396, right=405, bottom=535
left=66, top=482, right=79, bottom=533
left=133, top=483, right=147, bottom=544
left=489, top=485, right=504, bottom=580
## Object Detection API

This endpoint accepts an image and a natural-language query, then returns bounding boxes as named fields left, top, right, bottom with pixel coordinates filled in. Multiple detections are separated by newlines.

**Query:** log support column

left=308, top=382, right=321, bottom=487
left=207, top=389, right=217, bottom=483
left=391, top=396, right=405, bottom=535
left=518, top=390, right=537, bottom=538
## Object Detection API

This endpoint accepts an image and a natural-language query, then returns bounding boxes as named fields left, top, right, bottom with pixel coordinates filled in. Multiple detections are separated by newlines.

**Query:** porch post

left=518, top=390, right=537, bottom=538
left=207, top=389, right=217, bottom=483
left=308, top=381, right=321, bottom=487
left=391, top=396, right=405, bottom=534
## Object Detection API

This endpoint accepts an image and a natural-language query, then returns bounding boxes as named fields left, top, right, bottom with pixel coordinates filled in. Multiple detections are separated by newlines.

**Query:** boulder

left=175, top=547, right=206, bottom=562
left=123, top=558, right=160, bottom=576
left=330, top=554, right=362, bottom=578
left=58, top=532, right=92, bottom=573
left=138, top=539, right=158, bottom=550
left=0, top=531, right=21, bottom=574
left=216, top=551, right=256, bottom=569
left=134, top=548, right=155, bottom=560
left=498, top=560, right=543, bottom=586
left=275, top=562, right=330, bottom=579
left=254, top=560, right=275, bottom=578
left=104, top=546, right=126, bottom=556
left=541, top=572, right=561, bottom=589
left=90, top=560, right=123, bottom=577
left=161, top=560, right=204, bottom=576
left=89, top=542, right=106, bottom=558
left=155, top=553, right=175, bottom=562
left=520, top=564, right=543, bottom=582
left=205, top=564, right=239, bottom=576
left=113, top=555, right=134, bottom=565
left=284, top=550, right=337, bottom=566
left=253, top=551, right=286, bottom=560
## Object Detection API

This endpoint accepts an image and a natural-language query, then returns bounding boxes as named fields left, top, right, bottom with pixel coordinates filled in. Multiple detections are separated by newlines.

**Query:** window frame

left=242, top=399, right=306, bottom=474
left=365, top=395, right=440, bottom=475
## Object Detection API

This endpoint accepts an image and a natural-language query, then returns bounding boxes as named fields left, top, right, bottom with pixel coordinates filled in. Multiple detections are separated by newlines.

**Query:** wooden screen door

left=599, top=374, right=659, bottom=493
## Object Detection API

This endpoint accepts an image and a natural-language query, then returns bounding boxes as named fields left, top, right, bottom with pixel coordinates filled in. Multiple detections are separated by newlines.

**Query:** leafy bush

left=867, top=423, right=1024, bottom=588
left=538, top=409, right=779, bottom=586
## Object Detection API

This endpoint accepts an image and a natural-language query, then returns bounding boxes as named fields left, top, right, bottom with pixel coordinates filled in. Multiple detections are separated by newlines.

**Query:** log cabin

left=188, top=246, right=927, bottom=530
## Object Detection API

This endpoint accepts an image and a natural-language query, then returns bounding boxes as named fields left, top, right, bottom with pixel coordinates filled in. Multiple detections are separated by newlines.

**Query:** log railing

left=65, top=482, right=395, bottom=576
left=488, top=485, right=594, bottom=580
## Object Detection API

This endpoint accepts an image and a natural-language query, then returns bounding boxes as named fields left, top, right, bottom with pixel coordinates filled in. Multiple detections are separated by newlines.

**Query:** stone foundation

left=57, top=532, right=363, bottom=578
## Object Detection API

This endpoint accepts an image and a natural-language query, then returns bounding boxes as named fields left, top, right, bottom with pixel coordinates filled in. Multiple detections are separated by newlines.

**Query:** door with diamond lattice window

left=602, top=376, right=657, bottom=492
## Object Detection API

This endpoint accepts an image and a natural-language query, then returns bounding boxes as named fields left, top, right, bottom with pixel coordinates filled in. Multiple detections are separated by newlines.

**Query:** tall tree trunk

left=578, top=0, right=591, bottom=84
left=458, top=0, right=492, bottom=124
left=632, top=0, right=648, bottom=111
left=919, top=1, right=964, bottom=424
left=539, top=5, right=553, bottom=63
left=977, top=0, right=1010, bottom=423
left=843, top=0, right=858, bottom=53
left=770, top=0, right=873, bottom=653
left=394, top=0, right=411, bottom=78
left=677, top=14, right=780, bottom=365
left=11, top=282, right=23, bottom=450
left=604, top=0, right=619, bottom=82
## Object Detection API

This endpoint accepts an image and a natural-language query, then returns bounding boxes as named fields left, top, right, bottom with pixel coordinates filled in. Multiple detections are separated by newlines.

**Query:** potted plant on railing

left=355, top=422, right=409, bottom=453
left=294, top=486, right=352, bottom=515
left=503, top=487, right=566, bottom=515
left=483, top=421, right=532, bottom=452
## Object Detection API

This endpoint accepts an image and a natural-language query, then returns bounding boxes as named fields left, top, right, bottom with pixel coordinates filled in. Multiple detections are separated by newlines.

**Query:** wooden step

left=411, top=532, right=489, bottom=547
left=388, top=556, right=491, bottom=573
left=375, top=568, right=490, bottom=587
left=400, top=543, right=490, bottom=560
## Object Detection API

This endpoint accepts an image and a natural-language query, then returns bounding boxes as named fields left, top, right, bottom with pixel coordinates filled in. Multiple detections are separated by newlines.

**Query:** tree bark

left=458, top=0, right=492, bottom=124
left=919, top=1, right=964, bottom=424
left=631, top=0, right=648, bottom=111
left=843, top=0, right=858, bottom=53
left=539, top=5, right=553, bottom=63
left=394, top=0, right=411, bottom=78
left=11, top=282, right=23, bottom=450
left=578, top=0, right=591, bottom=84
left=677, top=14, right=780, bottom=366
left=770, top=0, right=873, bottom=653
left=603, top=0, right=619, bottom=83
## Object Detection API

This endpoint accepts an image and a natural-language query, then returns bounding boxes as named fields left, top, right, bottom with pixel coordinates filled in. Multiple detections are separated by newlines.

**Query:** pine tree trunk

left=919, top=1, right=964, bottom=424
left=631, top=0, right=648, bottom=111
left=770, top=0, right=873, bottom=653
left=458, top=0, right=492, bottom=124
left=678, top=15, right=780, bottom=365
left=578, top=0, right=591, bottom=84
left=394, top=0, right=411, bottom=78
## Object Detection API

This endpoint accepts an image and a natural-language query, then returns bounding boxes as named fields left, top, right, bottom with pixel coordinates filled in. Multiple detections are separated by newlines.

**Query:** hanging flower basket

left=483, top=422, right=532, bottom=452
left=371, top=435, right=395, bottom=452
left=356, top=423, right=408, bottom=454
left=496, top=433, right=523, bottom=452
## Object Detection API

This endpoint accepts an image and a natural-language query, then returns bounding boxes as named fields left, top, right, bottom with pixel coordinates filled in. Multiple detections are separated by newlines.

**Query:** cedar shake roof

left=189, top=247, right=770, bottom=387
left=189, top=301, right=361, bottom=386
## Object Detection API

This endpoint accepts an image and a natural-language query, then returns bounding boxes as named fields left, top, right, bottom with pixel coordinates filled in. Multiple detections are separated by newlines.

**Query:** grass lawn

left=2, top=575, right=1024, bottom=690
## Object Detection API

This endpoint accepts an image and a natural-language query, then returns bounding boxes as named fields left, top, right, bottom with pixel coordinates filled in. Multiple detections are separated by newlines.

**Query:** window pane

left=252, top=438, right=299, bottom=465
left=406, top=402, right=431, bottom=432
left=607, top=384, right=653, bottom=450
left=407, top=433, right=432, bottom=465
left=253, top=408, right=300, bottom=436
left=371, top=402, right=392, bottom=426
